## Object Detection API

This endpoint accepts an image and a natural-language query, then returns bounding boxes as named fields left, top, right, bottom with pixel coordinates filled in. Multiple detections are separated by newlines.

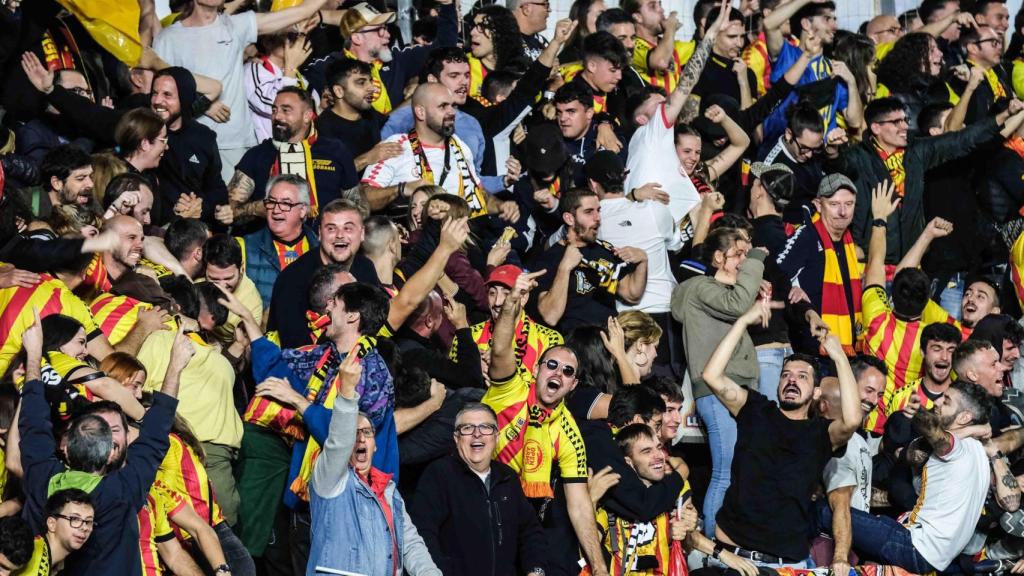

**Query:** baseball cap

left=585, top=150, right=628, bottom=189
left=339, top=3, right=396, bottom=39
left=749, top=161, right=794, bottom=208
left=486, top=264, right=523, bottom=289
left=817, top=173, right=857, bottom=199
left=520, top=124, right=568, bottom=176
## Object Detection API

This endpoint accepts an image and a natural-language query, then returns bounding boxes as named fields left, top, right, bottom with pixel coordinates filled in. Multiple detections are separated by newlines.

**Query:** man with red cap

left=450, top=263, right=563, bottom=382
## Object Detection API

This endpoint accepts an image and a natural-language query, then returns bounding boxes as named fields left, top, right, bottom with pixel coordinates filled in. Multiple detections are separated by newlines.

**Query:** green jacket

left=671, top=249, right=766, bottom=400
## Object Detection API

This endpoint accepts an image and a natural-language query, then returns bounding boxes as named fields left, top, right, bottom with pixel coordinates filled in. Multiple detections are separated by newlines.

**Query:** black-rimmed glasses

left=455, top=423, right=498, bottom=436
left=55, top=514, right=95, bottom=529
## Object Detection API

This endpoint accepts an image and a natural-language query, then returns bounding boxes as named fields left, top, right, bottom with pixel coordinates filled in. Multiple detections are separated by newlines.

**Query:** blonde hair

left=426, top=193, right=476, bottom=248
left=50, top=204, right=101, bottom=237
left=618, top=310, right=663, bottom=351
left=90, top=152, right=128, bottom=205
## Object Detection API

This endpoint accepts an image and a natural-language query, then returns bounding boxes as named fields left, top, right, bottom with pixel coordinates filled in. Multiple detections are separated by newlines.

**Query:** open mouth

left=964, top=303, right=977, bottom=315
left=353, top=445, right=370, bottom=463
left=333, top=240, right=351, bottom=253
left=781, top=383, right=800, bottom=401
left=469, top=439, right=487, bottom=451
left=544, top=378, right=561, bottom=394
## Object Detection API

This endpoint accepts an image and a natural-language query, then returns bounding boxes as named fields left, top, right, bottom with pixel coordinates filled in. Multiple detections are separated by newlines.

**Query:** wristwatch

left=711, top=540, right=727, bottom=560
left=871, top=218, right=887, bottom=228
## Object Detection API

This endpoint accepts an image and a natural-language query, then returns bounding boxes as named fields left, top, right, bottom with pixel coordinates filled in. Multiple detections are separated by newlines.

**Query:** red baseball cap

left=486, top=264, right=522, bottom=289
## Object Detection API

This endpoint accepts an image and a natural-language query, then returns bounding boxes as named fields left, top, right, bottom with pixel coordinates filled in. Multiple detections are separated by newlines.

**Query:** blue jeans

left=696, top=394, right=737, bottom=537
left=215, top=522, right=256, bottom=576
left=933, top=274, right=965, bottom=321
left=816, top=500, right=935, bottom=574
left=756, top=346, right=792, bottom=403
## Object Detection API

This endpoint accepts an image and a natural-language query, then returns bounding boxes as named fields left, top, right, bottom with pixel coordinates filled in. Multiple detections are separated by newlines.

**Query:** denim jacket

left=307, top=394, right=439, bottom=576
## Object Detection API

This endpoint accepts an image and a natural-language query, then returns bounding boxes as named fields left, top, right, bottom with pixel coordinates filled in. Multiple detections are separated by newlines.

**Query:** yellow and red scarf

left=1010, top=227, right=1024, bottom=312
left=408, top=129, right=488, bottom=218
left=873, top=139, right=906, bottom=197
left=813, top=214, right=863, bottom=355
left=468, top=54, right=490, bottom=98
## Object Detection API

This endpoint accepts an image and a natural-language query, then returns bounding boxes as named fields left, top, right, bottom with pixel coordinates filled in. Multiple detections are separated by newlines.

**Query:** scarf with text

left=813, top=213, right=863, bottom=354
left=271, top=125, right=321, bottom=216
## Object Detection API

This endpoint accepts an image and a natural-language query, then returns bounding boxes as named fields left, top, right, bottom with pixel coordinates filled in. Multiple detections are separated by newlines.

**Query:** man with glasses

left=953, top=25, right=1011, bottom=126
left=483, top=267, right=611, bottom=576
left=757, top=102, right=827, bottom=223
left=16, top=489, right=95, bottom=575
left=237, top=174, right=319, bottom=308
left=217, top=87, right=359, bottom=228
left=308, top=0, right=459, bottom=115
left=826, top=96, right=1009, bottom=264
left=508, top=0, right=551, bottom=60
left=410, top=403, right=548, bottom=576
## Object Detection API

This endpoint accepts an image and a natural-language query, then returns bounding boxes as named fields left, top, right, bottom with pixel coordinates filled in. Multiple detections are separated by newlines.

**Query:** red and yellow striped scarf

left=1010, top=228, right=1024, bottom=312
left=813, top=214, right=863, bottom=355
left=873, top=139, right=906, bottom=197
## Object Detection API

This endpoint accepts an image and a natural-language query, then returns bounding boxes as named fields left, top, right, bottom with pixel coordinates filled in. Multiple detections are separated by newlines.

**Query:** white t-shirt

left=625, top=103, right=700, bottom=224
left=907, top=436, right=990, bottom=570
left=597, top=197, right=680, bottom=314
left=154, top=12, right=259, bottom=150
left=823, top=431, right=872, bottom=512
left=362, top=133, right=484, bottom=212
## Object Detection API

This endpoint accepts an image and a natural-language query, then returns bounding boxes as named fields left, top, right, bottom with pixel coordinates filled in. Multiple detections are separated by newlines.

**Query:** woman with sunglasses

left=671, top=226, right=768, bottom=536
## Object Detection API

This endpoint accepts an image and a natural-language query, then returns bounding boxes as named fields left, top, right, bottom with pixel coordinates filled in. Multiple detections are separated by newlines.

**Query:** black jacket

left=826, top=116, right=1001, bottom=263
left=410, top=454, right=548, bottom=576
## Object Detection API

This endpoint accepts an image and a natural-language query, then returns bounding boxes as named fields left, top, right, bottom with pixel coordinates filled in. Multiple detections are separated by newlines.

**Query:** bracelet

left=711, top=540, right=726, bottom=560
left=991, top=450, right=1006, bottom=461
left=214, top=564, right=231, bottom=574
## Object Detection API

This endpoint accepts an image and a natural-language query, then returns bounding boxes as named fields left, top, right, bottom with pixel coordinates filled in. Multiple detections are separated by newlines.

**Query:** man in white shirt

left=154, top=0, right=332, bottom=182
left=590, top=150, right=683, bottom=378
left=361, top=83, right=518, bottom=224
left=816, top=356, right=886, bottom=576
left=815, top=380, right=992, bottom=573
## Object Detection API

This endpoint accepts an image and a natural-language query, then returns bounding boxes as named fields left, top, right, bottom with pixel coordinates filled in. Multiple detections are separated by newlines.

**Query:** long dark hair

left=876, top=32, right=939, bottom=95
left=470, top=5, right=528, bottom=73
left=829, top=30, right=875, bottom=104
left=566, top=326, right=617, bottom=394
left=41, top=314, right=85, bottom=354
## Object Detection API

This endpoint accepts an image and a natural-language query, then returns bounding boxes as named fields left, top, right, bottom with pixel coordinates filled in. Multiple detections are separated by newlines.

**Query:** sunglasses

left=544, top=358, right=576, bottom=377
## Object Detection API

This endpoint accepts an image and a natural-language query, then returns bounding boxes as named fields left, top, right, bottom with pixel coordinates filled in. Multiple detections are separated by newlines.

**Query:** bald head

left=817, top=376, right=841, bottom=420
left=103, top=215, right=145, bottom=272
left=412, top=83, right=456, bottom=139
left=867, top=15, right=902, bottom=44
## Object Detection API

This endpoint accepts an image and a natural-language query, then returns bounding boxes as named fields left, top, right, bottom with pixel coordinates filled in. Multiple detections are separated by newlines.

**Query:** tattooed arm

left=668, top=0, right=729, bottom=124
left=216, top=170, right=266, bottom=226
left=990, top=446, right=1022, bottom=512
left=912, top=409, right=953, bottom=457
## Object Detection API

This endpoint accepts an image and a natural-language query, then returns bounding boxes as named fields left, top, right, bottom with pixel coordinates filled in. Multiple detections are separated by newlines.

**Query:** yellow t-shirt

left=482, top=369, right=587, bottom=497
left=210, top=276, right=264, bottom=346
left=449, top=312, right=563, bottom=382
left=632, top=37, right=695, bottom=94
left=139, top=331, right=243, bottom=448
left=13, top=536, right=50, bottom=576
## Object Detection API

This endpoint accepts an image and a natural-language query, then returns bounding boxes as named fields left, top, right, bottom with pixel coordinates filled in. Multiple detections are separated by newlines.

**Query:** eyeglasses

left=793, top=139, right=824, bottom=156
left=875, top=116, right=909, bottom=126
left=156, top=136, right=169, bottom=144
left=356, top=427, right=375, bottom=439
left=523, top=1, right=550, bottom=7
left=69, top=87, right=93, bottom=98
left=356, top=26, right=387, bottom=36
left=55, top=514, right=95, bottom=530
left=263, top=198, right=305, bottom=212
left=544, top=358, right=576, bottom=377
left=973, top=38, right=1003, bottom=47
left=455, top=423, right=499, bottom=436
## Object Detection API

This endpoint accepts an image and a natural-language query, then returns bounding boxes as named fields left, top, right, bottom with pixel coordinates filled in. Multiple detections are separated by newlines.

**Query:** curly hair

left=876, top=32, right=938, bottom=95
left=472, top=5, right=528, bottom=73
left=828, top=30, right=875, bottom=103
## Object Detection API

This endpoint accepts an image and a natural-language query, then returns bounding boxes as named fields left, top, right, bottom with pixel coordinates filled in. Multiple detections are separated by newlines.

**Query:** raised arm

left=663, top=0, right=729, bottom=123
left=865, top=180, right=899, bottom=287
left=490, top=271, right=543, bottom=380
left=823, top=334, right=861, bottom=449
left=896, top=217, right=953, bottom=273
left=536, top=246, right=582, bottom=327
left=946, top=66, right=984, bottom=132
left=832, top=61, right=863, bottom=133
left=704, top=105, right=751, bottom=181
left=256, top=0, right=331, bottom=35
left=920, top=10, right=976, bottom=39
left=645, top=12, right=682, bottom=73
left=311, top=353, right=361, bottom=498
left=764, top=0, right=814, bottom=58
left=387, top=217, right=468, bottom=330
left=701, top=303, right=766, bottom=416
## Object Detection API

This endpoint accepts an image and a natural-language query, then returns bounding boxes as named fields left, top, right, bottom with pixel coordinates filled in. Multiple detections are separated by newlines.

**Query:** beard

left=373, top=46, right=393, bottom=63
left=779, top=397, right=811, bottom=412
left=427, top=116, right=455, bottom=138
left=272, top=121, right=298, bottom=142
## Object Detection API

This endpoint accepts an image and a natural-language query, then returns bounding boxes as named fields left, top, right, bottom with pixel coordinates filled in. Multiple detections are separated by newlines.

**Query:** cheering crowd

left=8, top=0, right=1024, bottom=574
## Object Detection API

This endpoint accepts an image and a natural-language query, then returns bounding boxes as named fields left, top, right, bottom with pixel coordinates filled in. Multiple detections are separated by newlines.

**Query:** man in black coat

left=411, top=403, right=547, bottom=576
